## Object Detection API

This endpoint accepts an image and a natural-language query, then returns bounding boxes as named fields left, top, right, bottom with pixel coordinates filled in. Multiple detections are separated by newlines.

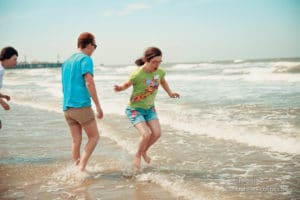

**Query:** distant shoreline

left=12, top=62, right=62, bottom=69
left=164, top=57, right=300, bottom=65
left=104, top=57, right=300, bottom=67
left=8, top=57, right=300, bottom=69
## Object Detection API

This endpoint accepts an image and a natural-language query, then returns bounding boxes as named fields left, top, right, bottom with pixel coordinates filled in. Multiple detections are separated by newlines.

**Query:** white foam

left=198, top=122, right=298, bottom=154
left=158, top=103, right=300, bottom=155
left=168, top=64, right=200, bottom=71
left=101, top=125, right=136, bottom=155
left=271, top=61, right=300, bottom=68
left=95, top=65, right=135, bottom=74
left=41, top=163, right=107, bottom=194
left=244, top=68, right=300, bottom=82
left=41, top=164, right=90, bottom=193
left=11, top=97, right=62, bottom=114
left=222, top=68, right=250, bottom=75
left=137, top=172, right=204, bottom=200
left=234, top=59, right=244, bottom=63
left=166, top=62, right=300, bottom=82
left=166, top=74, right=243, bottom=81
left=94, top=75, right=128, bottom=81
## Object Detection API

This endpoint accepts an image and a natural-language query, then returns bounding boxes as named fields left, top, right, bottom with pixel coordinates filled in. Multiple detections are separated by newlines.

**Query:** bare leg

left=143, top=119, right=161, bottom=163
left=68, top=123, right=83, bottom=164
left=133, top=122, right=152, bottom=169
left=78, top=119, right=100, bottom=171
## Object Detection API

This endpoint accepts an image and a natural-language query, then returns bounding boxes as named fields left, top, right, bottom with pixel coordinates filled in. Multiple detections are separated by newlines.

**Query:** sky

left=0, top=0, right=300, bottom=65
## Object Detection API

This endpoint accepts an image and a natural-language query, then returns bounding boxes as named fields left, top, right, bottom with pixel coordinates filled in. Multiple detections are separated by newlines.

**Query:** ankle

left=135, top=153, right=142, bottom=158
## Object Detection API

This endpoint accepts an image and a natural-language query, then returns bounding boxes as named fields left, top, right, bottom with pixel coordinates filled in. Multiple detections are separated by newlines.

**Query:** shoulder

left=157, top=66, right=165, bottom=73
left=130, top=68, right=142, bottom=77
left=72, top=53, right=92, bottom=62
left=157, top=67, right=166, bottom=77
left=76, top=53, right=92, bottom=64
left=72, top=53, right=93, bottom=69
left=82, top=56, right=93, bottom=66
left=63, top=53, right=90, bottom=64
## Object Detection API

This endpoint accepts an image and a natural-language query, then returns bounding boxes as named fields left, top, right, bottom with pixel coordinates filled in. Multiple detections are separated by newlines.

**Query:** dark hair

left=77, top=32, right=95, bottom=49
left=0, top=46, right=18, bottom=61
left=135, top=47, right=162, bottom=66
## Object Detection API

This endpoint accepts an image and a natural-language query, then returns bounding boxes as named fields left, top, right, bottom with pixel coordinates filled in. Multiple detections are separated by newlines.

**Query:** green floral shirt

left=129, top=67, right=166, bottom=109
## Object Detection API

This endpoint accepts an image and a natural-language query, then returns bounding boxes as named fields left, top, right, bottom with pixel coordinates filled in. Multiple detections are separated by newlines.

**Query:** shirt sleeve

left=129, top=70, right=137, bottom=85
left=159, top=67, right=166, bottom=80
left=81, top=56, right=94, bottom=76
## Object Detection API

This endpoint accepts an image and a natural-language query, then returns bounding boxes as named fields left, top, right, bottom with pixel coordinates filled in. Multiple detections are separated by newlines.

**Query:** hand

left=170, top=93, right=180, bottom=98
left=3, top=95, right=10, bottom=101
left=114, top=85, right=122, bottom=92
left=0, top=100, right=10, bottom=110
left=96, top=106, right=103, bottom=119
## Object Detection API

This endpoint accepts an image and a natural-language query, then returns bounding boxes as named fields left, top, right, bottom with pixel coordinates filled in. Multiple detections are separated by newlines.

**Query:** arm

left=84, top=73, right=103, bottom=119
left=160, top=77, right=180, bottom=98
left=0, top=93, right=10, bottom=101
left=114, top=80, right=132, bottom=92
left=0, top=98, right=10, bottom=110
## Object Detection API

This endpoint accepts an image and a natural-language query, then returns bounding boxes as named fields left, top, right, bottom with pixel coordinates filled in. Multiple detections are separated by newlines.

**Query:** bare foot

left=133, top=156, right=141, bottom=169
left=79, top=164, right=86, bottom=172
left=142, top=153, right=151, bottom=164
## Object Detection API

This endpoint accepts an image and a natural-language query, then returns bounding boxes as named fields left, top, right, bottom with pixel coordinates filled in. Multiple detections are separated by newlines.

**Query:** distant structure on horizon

left=14, top=62, right=62, bottom=69
left=13, top=53, right=62, bottom=69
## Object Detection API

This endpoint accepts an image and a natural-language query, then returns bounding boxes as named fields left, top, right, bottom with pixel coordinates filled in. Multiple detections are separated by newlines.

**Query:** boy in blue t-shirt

left=62, top=32, right=103, bottom=171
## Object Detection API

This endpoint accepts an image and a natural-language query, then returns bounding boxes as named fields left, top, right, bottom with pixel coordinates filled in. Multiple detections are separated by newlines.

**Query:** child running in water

left=114, top=47, right=180, bottom=169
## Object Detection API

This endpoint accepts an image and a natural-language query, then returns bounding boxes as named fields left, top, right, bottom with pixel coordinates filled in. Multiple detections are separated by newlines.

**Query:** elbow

left=85, top=80, right=94, bottom=88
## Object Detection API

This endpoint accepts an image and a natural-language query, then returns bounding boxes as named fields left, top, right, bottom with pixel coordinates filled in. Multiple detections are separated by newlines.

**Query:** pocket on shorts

left=125, top=107, right=138, bottom=119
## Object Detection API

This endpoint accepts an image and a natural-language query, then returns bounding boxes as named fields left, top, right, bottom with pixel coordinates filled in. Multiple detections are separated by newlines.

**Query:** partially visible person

left=62, top=32, right=103, bottom=171
left=0, top=46, right=18, bottom=110
left=114, top=47, right=180, bottom=169
left=0, top=46, right=18, bottom=129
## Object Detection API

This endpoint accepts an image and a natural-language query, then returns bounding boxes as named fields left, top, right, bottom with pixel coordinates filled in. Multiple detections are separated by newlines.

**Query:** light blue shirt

left=62, top=52, right=94, bottom=111
left=0, top=64, right=4, bottom=89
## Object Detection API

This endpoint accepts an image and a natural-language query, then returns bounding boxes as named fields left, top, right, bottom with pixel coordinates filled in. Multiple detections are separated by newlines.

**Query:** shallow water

left=1, top=59, right=300, bottom=199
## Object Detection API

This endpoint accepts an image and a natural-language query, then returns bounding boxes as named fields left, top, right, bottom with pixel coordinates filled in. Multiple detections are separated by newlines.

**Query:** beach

left=0, top=59, right=300, bottom=199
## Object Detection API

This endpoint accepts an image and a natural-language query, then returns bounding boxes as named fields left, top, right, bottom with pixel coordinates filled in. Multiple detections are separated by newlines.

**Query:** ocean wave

left=96, top=65, right=136, bottom=74
left=166, top=116, right=300, bottom=154
left=137, top=172, right=205, bottom=200
left=273, top=64, right=300, bottom=74
left=165, top=72, right=300, bottom=82
left=222, top=68, right=250, bottom=75
left=233, top=59, right=245, bottom=63
left=157, top=104, right=300, bottom=155
left=167, top=63, right=220, bottom=71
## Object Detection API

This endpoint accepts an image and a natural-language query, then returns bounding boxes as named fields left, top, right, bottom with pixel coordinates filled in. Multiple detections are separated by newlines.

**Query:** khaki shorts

left=64, top=107, right=95, bottom=126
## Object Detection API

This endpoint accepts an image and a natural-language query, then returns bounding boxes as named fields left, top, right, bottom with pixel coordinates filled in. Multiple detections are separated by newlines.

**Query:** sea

left=0, top=58, right=299, bottom=200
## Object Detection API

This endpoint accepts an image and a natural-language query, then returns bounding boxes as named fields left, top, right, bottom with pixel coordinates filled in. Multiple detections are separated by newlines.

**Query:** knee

left=89, top=132, right=100, bottom=144
left=72, top=137, right=82, bottom=145
left=154, top=131, right=161, bottom=139
left=94, top=133, right=100, bottom=143
left=141, top=130, right=152, bottom=140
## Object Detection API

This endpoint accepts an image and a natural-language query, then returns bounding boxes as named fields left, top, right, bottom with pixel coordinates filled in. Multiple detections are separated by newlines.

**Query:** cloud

left=103, top=3, right=150, bottom=17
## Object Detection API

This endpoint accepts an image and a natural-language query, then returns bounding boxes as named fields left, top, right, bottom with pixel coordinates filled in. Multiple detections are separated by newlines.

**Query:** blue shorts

left=125, top=106, right=158, bottom=125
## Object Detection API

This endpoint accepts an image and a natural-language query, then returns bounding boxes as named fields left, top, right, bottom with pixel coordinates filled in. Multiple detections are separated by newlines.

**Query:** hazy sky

left=1, top=0, right=299, bottom=65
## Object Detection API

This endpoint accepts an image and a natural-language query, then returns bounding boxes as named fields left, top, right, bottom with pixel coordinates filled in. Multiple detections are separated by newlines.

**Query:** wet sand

left=0, top=163, right=178, bottom=200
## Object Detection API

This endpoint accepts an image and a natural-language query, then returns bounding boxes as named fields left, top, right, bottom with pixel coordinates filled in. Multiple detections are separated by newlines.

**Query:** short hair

left=0, top=46, right=18, bottom=61
left=77, top=32, right=95, bottom=49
